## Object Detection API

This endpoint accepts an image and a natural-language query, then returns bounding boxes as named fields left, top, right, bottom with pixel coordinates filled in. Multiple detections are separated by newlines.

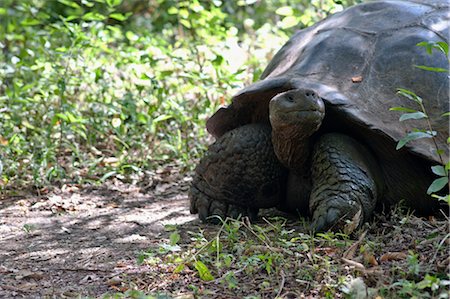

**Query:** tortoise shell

left=207, top=0, right=449, bottom=164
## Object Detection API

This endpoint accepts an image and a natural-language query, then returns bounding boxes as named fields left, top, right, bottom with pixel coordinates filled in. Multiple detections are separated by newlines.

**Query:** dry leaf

left=379, top=252, right=407, bottom=262
left=363, top=252, right=379, bottom=266
left=352, top=76, right=363, bottom=83
left=107, top=276, right=122, bottom=286
left=344, top=209, right=362, bottom=235
left=0, top=136, right=8, bottom=145
left=314, top=247, right=337, bottom=256
left=15, top=270, right=44, bottom=280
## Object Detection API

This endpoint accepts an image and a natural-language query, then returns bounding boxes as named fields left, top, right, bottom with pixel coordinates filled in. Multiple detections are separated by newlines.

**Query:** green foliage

left=138, top=217, right=355, bottom=297
left=390, top=274, right=450, bottom=299
left=391, top=41, right=449, bottom=200
left=0, top=0, right=351, bottom=188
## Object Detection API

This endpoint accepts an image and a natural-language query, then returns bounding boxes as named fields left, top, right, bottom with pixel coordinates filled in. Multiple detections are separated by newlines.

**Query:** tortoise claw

left=311, top=204, right=363, bottom=233
left=190, top=185, right=259, bottom=224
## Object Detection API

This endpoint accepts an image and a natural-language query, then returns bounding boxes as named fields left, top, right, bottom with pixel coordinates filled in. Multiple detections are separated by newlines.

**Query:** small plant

left=390, top=41, right=449, bottom=203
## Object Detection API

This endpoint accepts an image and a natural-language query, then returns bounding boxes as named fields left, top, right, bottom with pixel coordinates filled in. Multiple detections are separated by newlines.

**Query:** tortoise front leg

left=309, top=133, right=382, bottom=232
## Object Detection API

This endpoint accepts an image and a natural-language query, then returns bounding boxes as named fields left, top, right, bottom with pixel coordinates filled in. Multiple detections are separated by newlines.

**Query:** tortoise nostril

left=306, top=91, right=316, bottom=98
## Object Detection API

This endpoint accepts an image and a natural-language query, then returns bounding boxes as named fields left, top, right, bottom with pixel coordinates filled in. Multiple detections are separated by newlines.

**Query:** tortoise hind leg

left=189, top=123, right=286, bottom=223
left=310, top=133, right=383, bottom=232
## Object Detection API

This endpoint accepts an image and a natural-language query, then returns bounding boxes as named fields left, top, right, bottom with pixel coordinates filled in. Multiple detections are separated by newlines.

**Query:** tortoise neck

left=271, top=128, right=312, bottom=173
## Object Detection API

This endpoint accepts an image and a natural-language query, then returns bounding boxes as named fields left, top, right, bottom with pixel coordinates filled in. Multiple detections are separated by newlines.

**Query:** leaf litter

left=0, top=170, right=448, bottom=298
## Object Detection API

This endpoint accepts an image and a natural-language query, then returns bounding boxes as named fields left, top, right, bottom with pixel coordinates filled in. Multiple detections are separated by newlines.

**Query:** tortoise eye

left=286, top=95, right=294, bottom=102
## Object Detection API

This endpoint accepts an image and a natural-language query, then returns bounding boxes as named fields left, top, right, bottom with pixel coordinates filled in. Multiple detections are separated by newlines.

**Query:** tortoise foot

left=190, top=185, right=258, bottom=223
left=311, top=200, right=363, bottom=233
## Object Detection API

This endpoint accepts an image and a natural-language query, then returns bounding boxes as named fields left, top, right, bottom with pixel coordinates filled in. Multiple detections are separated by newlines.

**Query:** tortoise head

left=269, top=88, right=325, bottom=170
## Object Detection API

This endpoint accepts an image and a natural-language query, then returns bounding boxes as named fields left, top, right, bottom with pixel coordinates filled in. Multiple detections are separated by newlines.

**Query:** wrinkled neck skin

left=269, top=88, right=325, bottom=174
left=271, top=125, right=312, bottom=174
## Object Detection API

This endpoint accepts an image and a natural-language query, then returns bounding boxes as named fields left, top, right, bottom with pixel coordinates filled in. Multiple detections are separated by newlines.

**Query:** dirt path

left=1, top=172, right=449, bottom=298
left=0, top=174, right=198, bottom=298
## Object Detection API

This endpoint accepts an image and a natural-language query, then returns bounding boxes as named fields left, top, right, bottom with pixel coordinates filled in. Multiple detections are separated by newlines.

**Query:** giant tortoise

left=189, top=0, right=449, bottom=232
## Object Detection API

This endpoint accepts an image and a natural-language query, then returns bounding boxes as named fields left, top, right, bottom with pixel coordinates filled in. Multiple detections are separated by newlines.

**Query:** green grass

left=106, top=210, right=450, bottom=298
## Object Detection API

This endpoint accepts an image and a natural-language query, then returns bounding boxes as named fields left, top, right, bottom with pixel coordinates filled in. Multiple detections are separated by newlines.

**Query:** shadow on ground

left=0, top=176, right=199, bottom=298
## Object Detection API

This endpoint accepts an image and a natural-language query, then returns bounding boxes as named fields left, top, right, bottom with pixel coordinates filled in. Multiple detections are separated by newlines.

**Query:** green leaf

left=397, top=88, right=423, bottom=104
left=174, top=263, right=185, bottom=273
left=58, top=0, right=81, bottom=8
left=427, top=177, right=449, bottom=194
left=436, top=41, right=449, bottom=56
left=441, top=112, right=450, bottom=117
left=399, top=112, right=427, bottom=121
left=431, top=194, right=450, bottom=204
left=276, top=6, right=293, bottom=16
left=100, top=171, right=117, bottom=182
left=417, top=41, right=434, bottom=55
left=81, top=0, right=95, bottom=7
left=396, top=131, right=434, bottom=150
left=415, top=65, right=448, bottom=73
left=109, top=13, right=130, bottom=21
left=389, top=107, right=418, bottom=113
left=417, top=41, right=449, bottom=56
left=65, top=15, right=79, bottom=21
left=125, top=31, right=139, bottom=41
left=106, top=0, right=122, bottom=7
left=194, top=261, right=214, bottom=281
left=431, top=165, right=447, bottom=176
left=281, top=16, right=298, bottom=29
left=169, top=231, right=180, bottom=245
left=179, top=19, right=191, bottom=28
left=21, top=19, right=41, bottom=26
left=168, top=7, right=178, bottom=14
left=82, top=12, right=106, bottom=21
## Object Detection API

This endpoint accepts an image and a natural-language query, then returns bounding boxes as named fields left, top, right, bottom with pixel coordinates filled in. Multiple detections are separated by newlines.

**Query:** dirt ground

left=1, top=168, right=449, bottom=298
left=0, top=167, right=200, bottom=298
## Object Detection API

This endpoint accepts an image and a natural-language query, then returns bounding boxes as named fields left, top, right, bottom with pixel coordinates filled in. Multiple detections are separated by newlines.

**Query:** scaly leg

left=310, top=133, right=382, bottom=232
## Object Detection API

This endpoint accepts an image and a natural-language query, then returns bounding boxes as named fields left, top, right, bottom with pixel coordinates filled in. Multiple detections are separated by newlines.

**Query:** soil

left=0, top=167, right=199, bottom=298
left=0, top=168, right=449, bottom=298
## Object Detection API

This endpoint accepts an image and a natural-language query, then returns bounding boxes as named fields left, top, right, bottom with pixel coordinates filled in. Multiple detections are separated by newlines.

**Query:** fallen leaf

left=379, top=252, right=407, bottom=262
left=15, top=270, right=44, bottom=280
left=314, top=247, right=337, bottom=256
left=352, top=76, right=363, bottom=83
left=0, top=136, right=8, bottom=145
left=363, top=252, right=379, bottom=266
left=107, top=276, right=122, bottom=286
left=344, top=209, right=362, bottom=235
left=115, top=261, right=127, bottom=268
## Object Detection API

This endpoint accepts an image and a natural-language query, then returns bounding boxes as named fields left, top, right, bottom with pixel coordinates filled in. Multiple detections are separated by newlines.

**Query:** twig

left=343, top=230, right=367, bottom=259
left=429, top=232, right=450, bottom=266
left=341, top=257, right=366, bottom=272
left=240, top=218, right=276, bottom=252
left=188, top=218, right=228, bottom=262
left=276, top=269, right=286, bottom=298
